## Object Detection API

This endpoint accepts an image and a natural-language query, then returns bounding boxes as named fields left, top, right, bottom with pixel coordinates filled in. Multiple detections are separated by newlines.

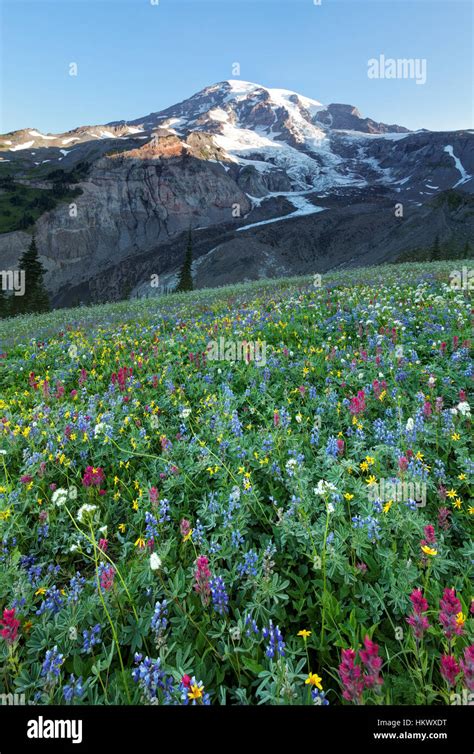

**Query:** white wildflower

left=52, top=488, right=68, bottom=507
left=150, top=553, right=162, bottom=571
left=229, top=485, right=241, bottom=503
left=406, top=418, right=414, bottom=431
left=94, top=422, right=106, bottom=437
left=457, top=401, right=471, bottom=417
left=77, top=503, right=98, bottom=523
left=314, top=480, right=337, bottom=496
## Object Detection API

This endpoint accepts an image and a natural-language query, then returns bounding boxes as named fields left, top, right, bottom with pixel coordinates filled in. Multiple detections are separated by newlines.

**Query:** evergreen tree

left=175, top=229, right=194, bottom=292
left=12, top=237, right=49, bottom=315
left=462, top=240, right=471, bottom=259
left=0, top=285, right=9, bottom=319
left=121, top=281, right=133, bottom=301
left=430, top=235, right=442, bottom=261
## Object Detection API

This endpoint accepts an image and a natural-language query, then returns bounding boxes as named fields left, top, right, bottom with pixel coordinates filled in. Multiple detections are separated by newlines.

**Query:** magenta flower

left=440, top=654, right=461, bottom=686
left=82, top=466, right=105, bottom=488
left=438, top=507, right=451, bottom=531
left=0, top=608, right=20, bottom=645
left=100, top=566, right=115, bottom=592
left=349, top=390, right=366, bottom=416
left=338, top=649, right=365, bottom=703
left=55, top=381, right=65, bottom=399
left=398, top=456, right=409, bottom=472
left=111, top=366, right=132, bottom=392
left=180, top=518, right=191, bottom=538
left=439, top=588, right=464, bottom=640
left=359, top=635, right=383, bottom=690
left=194, top=556, right=211, bottom=606
left=406, top=588, right=430, bottom=640
left=422, top=525, right=436, bottom=545
left=410, top=588, right=429, bottom=614
left=372, top=379, right=386, bottom=399
left=149, top=487, right=159, bottom=504
left=459, top=645, right=474, bottom=691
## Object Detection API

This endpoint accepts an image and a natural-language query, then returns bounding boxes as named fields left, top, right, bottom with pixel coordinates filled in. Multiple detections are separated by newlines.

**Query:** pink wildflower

left=459, top=646, right=474, bottom=691
left=398, top=456, right=409, bottom=472
left=349, top=390, right=366, bottom=416
left=194, top=556, right=211, bottom=607
left=406, top=588, right=430, bottom=640
left=180, top=519, right=191, bottom=538
left=440, top=654, right=461, bottom=687
left=0, top=608, right=20, bottom=645
left=438, top=507, right=451, bottom=531
left=149, top=487, right=159, bottom=504
left=338, top=648, right=365, bottom=703
left=359, top=635, right=383, bottom=690
left=439, top=588, right=464, bottom=640
left=82, top=466, right=105, bottom=488
left=100, top=566, right=115, bottom=592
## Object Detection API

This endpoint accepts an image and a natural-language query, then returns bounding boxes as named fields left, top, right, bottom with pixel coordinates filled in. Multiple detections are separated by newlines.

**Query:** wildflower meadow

left=0, top=261, right=472, bottom=707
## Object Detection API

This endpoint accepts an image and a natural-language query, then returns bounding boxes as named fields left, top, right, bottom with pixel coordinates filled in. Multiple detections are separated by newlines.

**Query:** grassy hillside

left=0, top=261, right=472, bottom=706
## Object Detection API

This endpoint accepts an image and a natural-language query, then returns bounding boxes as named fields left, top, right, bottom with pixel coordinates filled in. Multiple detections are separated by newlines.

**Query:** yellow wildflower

left=305, top=673, right=323, bottom=690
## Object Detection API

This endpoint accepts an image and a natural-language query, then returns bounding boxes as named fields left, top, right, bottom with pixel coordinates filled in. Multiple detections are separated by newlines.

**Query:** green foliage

left=0, top=178, right=82, bottom=233
left=11, top=236, right=50, bottom=316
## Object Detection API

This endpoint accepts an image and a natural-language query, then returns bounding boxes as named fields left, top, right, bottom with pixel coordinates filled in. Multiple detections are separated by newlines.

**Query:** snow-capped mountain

left=0, top=80, right=472, bottom=304
left=118, top=80, right=413, bottom=193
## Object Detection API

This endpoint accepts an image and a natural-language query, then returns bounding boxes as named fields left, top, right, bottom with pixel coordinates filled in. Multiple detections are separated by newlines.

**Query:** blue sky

left=1, top=0, right=472, bottom=134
